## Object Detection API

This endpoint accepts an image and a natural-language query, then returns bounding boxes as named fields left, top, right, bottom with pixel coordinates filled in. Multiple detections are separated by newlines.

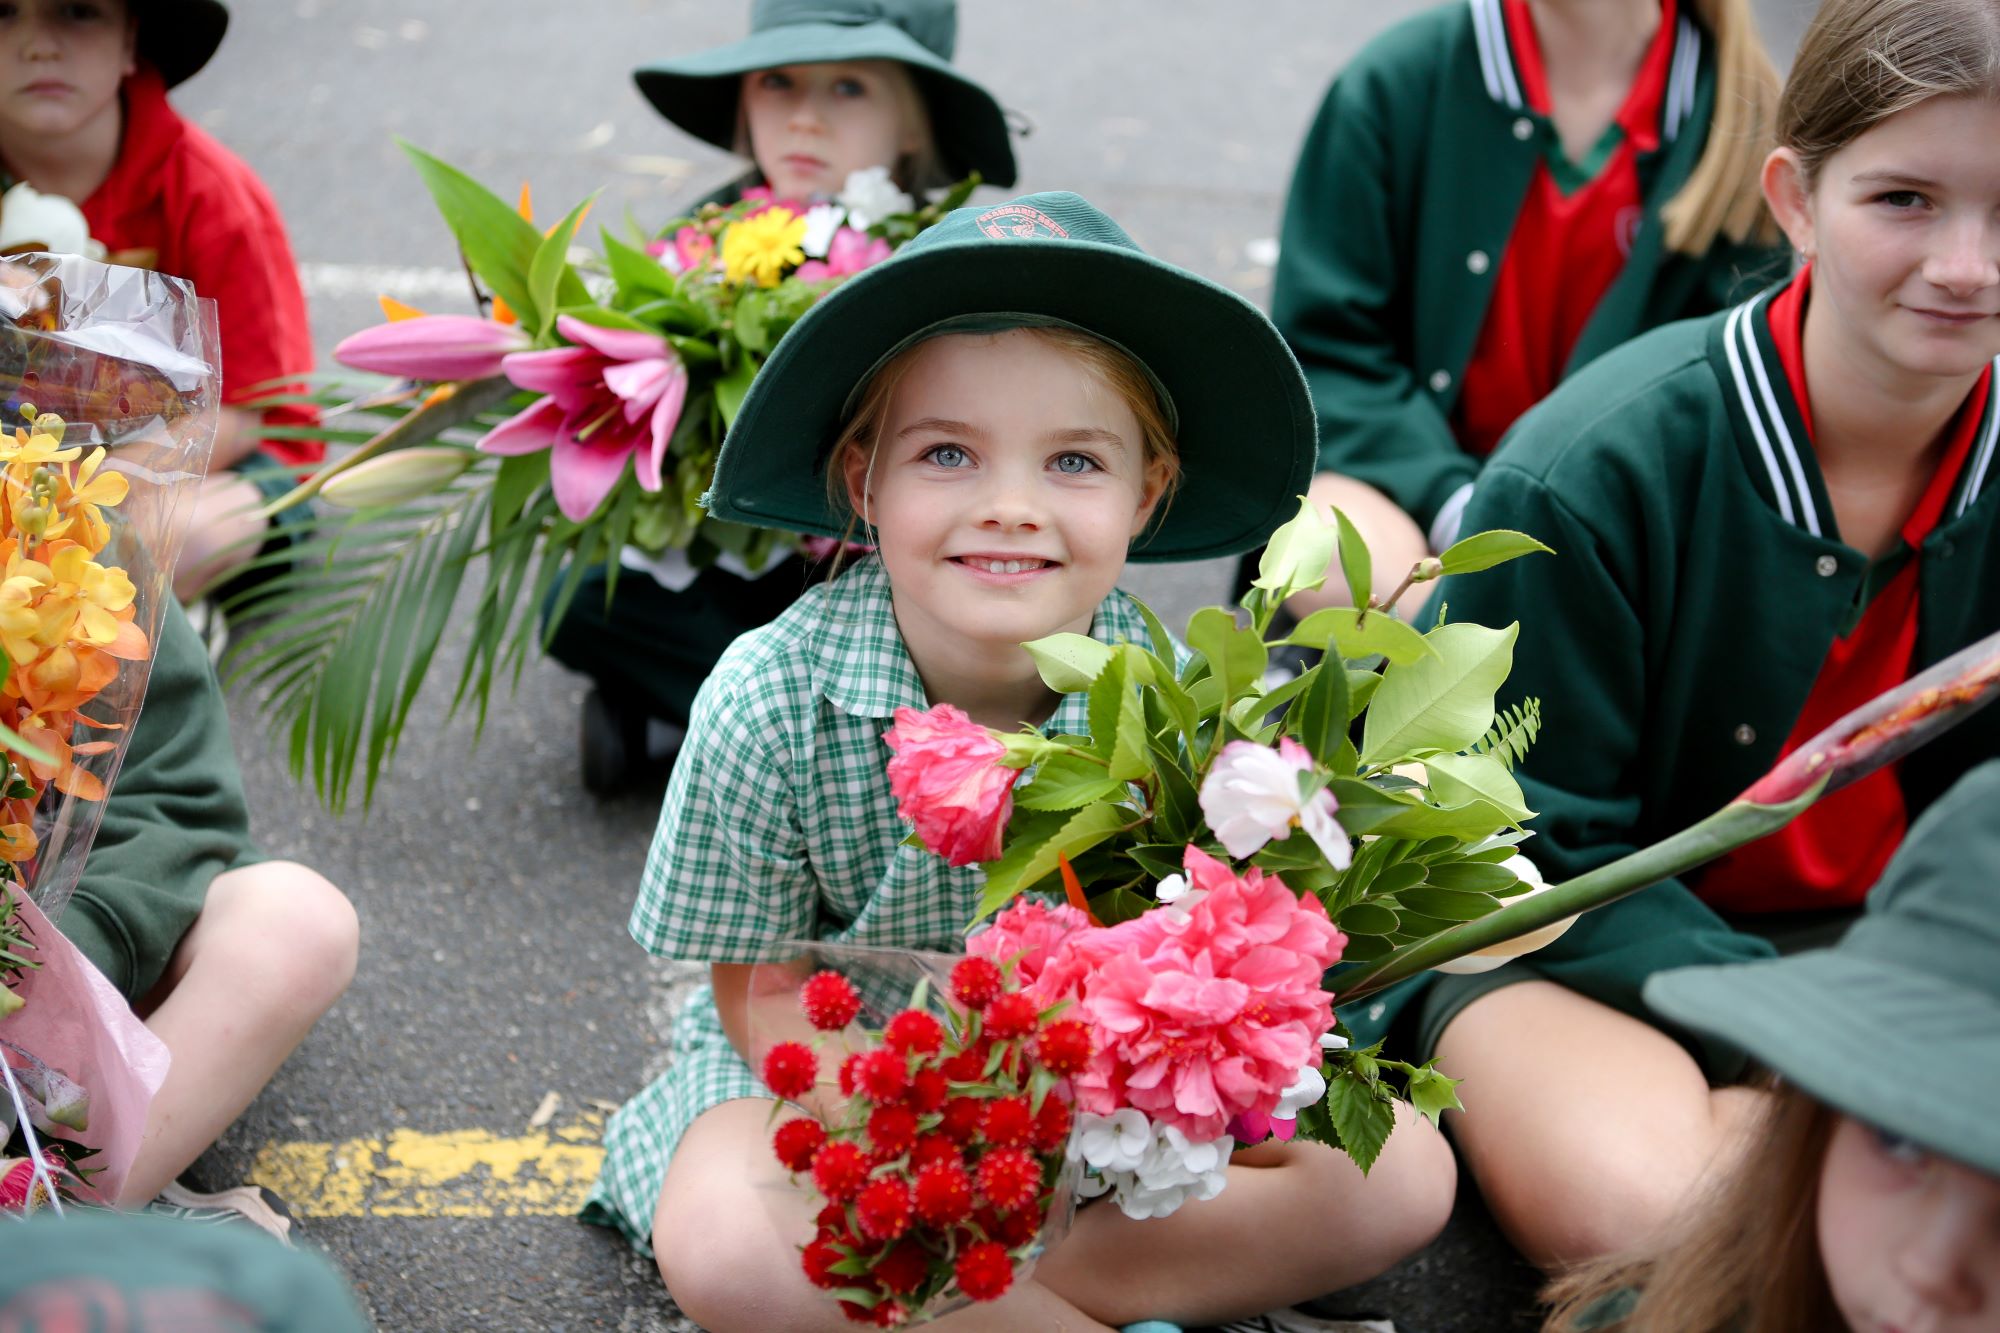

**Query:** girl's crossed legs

left=655, top=1096, right=1457, bottom=1332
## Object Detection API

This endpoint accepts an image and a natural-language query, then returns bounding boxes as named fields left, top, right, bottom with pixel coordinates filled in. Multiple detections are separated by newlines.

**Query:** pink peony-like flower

left=1062, top=846, right=1347, bottom=1142
left=795, top=226, right=893, bottom=283
left=966, top=898, right=1091, bottom=997
left=1199, top=738, right=1351, bottom=870
left=883, top=704, right=1019, bottom=867
left=479, top=314, right=688, bottom=522
left=648, top=225, right=714, bottom=275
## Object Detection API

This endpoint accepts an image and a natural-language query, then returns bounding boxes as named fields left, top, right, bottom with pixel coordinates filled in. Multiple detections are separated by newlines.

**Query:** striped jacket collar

left=1716, top=286, right=2000, bottom=536
left=1466, top=0, right=1703, bottom=144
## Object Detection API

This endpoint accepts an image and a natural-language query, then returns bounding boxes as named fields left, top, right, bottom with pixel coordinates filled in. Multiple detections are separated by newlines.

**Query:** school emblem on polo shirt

left=976, top=205, right=1069, bottom=240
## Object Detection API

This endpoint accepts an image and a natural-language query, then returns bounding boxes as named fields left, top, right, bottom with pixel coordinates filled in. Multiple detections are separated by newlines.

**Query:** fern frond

left=1471, top=697, right=1542, bottom=769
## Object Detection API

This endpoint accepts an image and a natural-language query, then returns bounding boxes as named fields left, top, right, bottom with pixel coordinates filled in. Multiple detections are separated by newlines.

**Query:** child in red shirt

left=0, top=0, right=315, bottom=605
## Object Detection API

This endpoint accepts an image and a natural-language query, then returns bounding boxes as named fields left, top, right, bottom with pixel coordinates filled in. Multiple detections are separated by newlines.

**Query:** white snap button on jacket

left=1512, top=117, right=1533, bottom=140
left=1816, top=554, right=1839, bottom=577
left=1429, top=369, right=1452, bottom=393
left=1734, top=724, right=1757, bottom=745
left=1467, top=250, right=1490, bottom=274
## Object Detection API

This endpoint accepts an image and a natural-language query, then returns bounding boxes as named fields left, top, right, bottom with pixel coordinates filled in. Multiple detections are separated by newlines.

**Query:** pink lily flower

left=479, top=314, right=688, bottom=522
left=795, top=227, right=892, bottom=283
left=333, top=314, right=531, bottom=382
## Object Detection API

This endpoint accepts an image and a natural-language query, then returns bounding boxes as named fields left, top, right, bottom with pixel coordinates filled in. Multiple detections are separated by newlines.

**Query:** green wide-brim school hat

left=134, top=0, right=229, bottom=87
left=1646, top=759, right=2000, bottom=1178
left=633, top=0, right=1017, bottom=187
left=704, top=191, right=1318, bottom=563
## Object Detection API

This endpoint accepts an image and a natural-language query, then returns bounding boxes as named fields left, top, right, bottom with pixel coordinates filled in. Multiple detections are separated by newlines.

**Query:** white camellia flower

left=0, top=182, right=102, bottom=257
left=799, top=202, right=845, bottom=259
left=1199, top=739, right=1352, bottom=869
left=836, top=165, right=913, bottom=231
left=1070, top=1107, right=1151, bottom=1177
left=1431, top=850, right=1578, bottom=974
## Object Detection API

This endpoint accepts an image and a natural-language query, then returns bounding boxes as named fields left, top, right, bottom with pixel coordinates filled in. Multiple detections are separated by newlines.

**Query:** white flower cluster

left=0, top=182, right=105, bottom=258
left=1069, top=1108, right=1232, bottom=1221
left=836, top=165, right=914, bottom=232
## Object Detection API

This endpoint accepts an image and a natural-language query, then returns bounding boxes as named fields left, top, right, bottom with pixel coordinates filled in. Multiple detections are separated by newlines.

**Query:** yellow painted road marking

left=249, top=1112, right=607, bottom=1218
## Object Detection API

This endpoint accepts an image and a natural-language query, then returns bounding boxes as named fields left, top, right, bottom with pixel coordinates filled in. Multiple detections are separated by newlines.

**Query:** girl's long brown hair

left=1541, top=1081, right=1841, bottom=1332
left=1660, top=0, right=1782, bottom=254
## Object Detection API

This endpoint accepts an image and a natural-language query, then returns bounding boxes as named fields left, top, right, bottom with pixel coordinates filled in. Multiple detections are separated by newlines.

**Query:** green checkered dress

left=582, top=556, right=1156, bottom=1252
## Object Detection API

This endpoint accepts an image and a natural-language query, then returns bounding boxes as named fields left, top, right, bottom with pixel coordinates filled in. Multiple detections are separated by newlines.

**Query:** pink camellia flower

left=333, top=314, right=531, bottom=382
left=1199, top=738, right=1351, bottom=870
left=1063, top=846, right=1346, bottom=1142
left=648, top=225, right=715, bottom=276
left=967, top=899, right=1091, bottom=993
left=883, top=704, right=1019, bottom=867
left=795, top=227, right=893, bottom=283
left=479, top=314, right=688, bottom=522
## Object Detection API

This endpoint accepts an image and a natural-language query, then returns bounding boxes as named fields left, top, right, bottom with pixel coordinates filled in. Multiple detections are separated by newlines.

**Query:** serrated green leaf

left=1323, top=1071, right=1396, bottom=1175
left=1330, top=506, right=1373, bottom=609
left=1146, top=740, right=1201, bottom=845
left=1436, top=528, right=1554, bottom=577
left=1015, top=752, right=1125, bottom=812
left=1284, top=607, right=1435, bottom=666
left=1405, top=1064, right=1465, bottom=1127
left=1360, top=622, right=1519, bottom=767
left=1023, top=632, right=1112, bottom=693
left=1085, top=651, right=1151, bottom=782
left=975, top=802, right=1129, bottom=918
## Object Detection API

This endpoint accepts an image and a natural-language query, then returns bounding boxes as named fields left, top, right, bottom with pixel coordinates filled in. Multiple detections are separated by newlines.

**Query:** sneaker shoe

left=1198, top=1311, right=1396, bottom=1333
left=147, top=1180, right=297, bottom=1245
left=183, top=597, right=231, bottom=668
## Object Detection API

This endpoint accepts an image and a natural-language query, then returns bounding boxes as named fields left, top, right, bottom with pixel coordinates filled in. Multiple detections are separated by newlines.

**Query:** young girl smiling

left=1356, top=0, right=2000, bottom=1275
left=583, top=191, right=1459, bottom=1332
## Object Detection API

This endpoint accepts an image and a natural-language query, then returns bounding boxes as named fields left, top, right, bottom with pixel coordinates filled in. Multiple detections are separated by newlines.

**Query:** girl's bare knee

left=205, top=863, right=360, bottom=1007
left=654, top=1182, right=770, bottom=1330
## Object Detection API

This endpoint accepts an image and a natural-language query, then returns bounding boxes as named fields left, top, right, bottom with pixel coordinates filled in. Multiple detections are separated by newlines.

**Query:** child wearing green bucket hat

left=581, top=191, right=1460, bottom=1331
left=547, top=0, right=1021, bottom=797
left=1542, top=758, right=2000, bottom=1332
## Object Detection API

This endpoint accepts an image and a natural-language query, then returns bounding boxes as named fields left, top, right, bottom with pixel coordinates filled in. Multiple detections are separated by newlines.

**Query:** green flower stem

left=253, top=375, right=518, bottom=519
left=1331, top=784, right=1822, bottom=1008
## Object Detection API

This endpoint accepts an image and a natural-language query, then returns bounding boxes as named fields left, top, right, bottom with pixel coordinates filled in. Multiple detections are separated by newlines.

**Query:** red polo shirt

left=1454, top=0, right=1677, bottom=456
left=81, top=65, right=319, bottom=466
left=1699, top=269, right=1990, bottom=913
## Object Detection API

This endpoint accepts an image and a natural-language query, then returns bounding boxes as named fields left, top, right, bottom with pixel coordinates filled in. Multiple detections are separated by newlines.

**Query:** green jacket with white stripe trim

left=1272, top=0, right=1788, bottom=541
left=1439, top=292, right=2000, bottom=937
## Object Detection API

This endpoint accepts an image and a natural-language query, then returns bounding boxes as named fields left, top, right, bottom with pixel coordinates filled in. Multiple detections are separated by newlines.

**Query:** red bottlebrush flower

left=909, top=1133, right=963, bottom=1174
left=866, top=1104, right=919, bottom=1160
left=904, top=1067, right=950, bottom=1113
left=981, top=1095, right=1034, bottom=1147
left=811, top=1140, right=871, bottom=1203
left=939, top=1096, right=985, bottom=1145
left=975, top=1147, right=1041, bottom=1213
left=854, top=1048, right=910, bottom=1103
left=761, top=1041, right=819, bottom=1102
left=839, top=1051, right=867, bottom=1098
left=856, top=1175, right=914, bottom=1241
left=773, top=1117, right=828, bottom=1172
left=883, top=1009, right=945, bottom=1057
left=872, top=1241, right=931, bottom=1297
left=800, top=970, right=864, bottom=1031
left=955, top=1240, right=1015, bottom=1302
left=941, top=1042, right=989, bottom=1084
left=802, top=1236, right=847, bottom=1290
left=982, top=991, right=1038, bottom=1040
left=912, top=1160, right=975, bottom=1227
left=1032, top=1096, right=1074, bottom=1153
left=950, top=956, right=1003, bottom=1010
left=1033, top=1018, right=1092, bottom=1075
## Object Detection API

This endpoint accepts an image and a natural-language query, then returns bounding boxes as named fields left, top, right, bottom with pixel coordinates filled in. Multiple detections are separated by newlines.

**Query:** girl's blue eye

left=1053, top=453, right=1100, bottom=475
left=1878, top=190, right=1926, bottom=210
left=924, top=445, right=967, bottom=469
left=1871, top=1126, right=1929, bottom=1167
left=833, top=77, right=868, bottom=98
left=757, top=70, right=794, bottom=92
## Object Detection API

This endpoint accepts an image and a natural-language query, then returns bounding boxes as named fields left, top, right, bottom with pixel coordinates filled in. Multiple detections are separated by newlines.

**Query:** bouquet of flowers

left=747, top=945, right=1083, bottom=1326
left=224, top=145, right=979, bottom=810
left=0, top=253, right=213, bottom=1210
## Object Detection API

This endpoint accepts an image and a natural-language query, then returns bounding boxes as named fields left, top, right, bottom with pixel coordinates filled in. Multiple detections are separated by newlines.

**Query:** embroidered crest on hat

left=975, top=205, right=1069, bottom=240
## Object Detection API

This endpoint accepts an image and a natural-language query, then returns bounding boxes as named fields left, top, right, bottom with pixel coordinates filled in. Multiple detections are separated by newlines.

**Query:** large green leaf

left=1186, top=607, right=1266, bottom=702
left=1290, top=660, right=1352, bottom=767
left=1360, top=622, right=1519, bottom=767
left=1086, top=649, right=1153, bottom=783
left=1014, top=752, right=1125, bottom=812
left=527, top=193, right=601, bottom=339
left=1422, top=751, right=1534, bottom=824
left=1436, top=529, right=1554, bottom=577
left=1022, top=633, right=1111, bottom=693
left=976, top=801, right=1130, bottom=918
left=1330, top=506, right=1373, bottom=609
left=400, top=140, right=545, bottom=329
left=1284, top=607, right=1434, bottom=666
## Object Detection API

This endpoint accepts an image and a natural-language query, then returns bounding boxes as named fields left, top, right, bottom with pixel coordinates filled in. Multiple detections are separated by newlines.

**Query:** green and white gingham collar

left=811, top=556, right=1157, bottom=729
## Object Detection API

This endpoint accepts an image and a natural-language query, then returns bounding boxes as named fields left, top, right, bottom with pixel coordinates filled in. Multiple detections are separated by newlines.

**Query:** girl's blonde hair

left=1541, top=1080, right=1841, bottom=1332
left=824, top=324, right=1183, bottom=540
left=1660, top=0, right=1783, bottom=254
left=1774, top=0, right=2000, bottom=188
left=735, top=62, right=948, bottom=196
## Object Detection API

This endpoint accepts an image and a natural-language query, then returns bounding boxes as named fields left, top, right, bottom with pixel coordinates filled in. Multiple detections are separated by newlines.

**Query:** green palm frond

left=1470, top=697, right=1542, bottom=769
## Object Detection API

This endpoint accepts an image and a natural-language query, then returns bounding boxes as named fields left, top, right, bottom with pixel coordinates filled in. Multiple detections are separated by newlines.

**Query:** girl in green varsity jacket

left=1349, top=0, right=2000, bottom=1276
left=1270, top=0, right=1787, bottom=612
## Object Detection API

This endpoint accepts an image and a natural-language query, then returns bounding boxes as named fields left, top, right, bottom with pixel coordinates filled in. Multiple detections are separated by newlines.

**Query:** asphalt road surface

left=164, top=2, right=1814, bottom=1328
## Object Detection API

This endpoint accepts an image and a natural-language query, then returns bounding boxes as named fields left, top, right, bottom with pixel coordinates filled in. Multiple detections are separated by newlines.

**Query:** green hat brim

left=707, top=236, right=1317, bottom=563
left=633, top=22, right=1016, bottom=188
left=136, top=0, right=228, bottom=87
left=1645, top=954, right=2000, bottom=1177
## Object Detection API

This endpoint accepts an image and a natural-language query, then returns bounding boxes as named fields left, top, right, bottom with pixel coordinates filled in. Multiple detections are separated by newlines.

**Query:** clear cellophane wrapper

left=746, top=942, right=1081, bottom=1324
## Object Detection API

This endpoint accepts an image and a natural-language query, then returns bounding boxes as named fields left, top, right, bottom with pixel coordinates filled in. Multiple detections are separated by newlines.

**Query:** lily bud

left=333, top=314, right=530, bottom=382
left=319, top=447, right=474, bottom=510
left=1252, top=497, right=1337, bottom=604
